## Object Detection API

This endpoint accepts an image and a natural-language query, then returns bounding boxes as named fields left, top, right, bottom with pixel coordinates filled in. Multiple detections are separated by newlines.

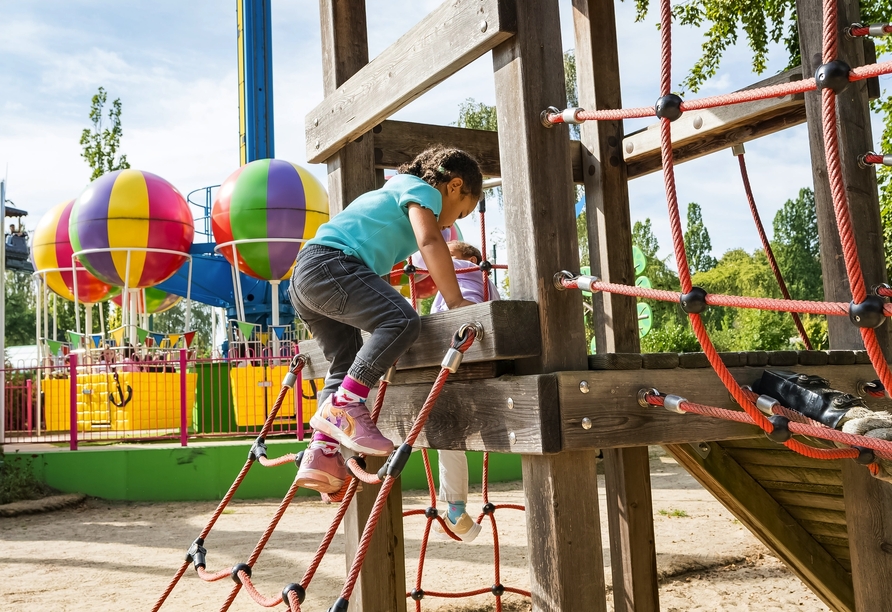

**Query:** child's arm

left=408, top=204, right=474, bottom=309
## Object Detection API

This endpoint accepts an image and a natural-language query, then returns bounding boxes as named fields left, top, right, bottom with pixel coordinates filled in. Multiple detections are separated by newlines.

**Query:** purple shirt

left=431, top=258, right=500, bottom=312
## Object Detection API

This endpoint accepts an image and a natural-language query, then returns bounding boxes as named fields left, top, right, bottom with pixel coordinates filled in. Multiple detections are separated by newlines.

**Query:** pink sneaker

left=310, top=396, right=394, bottom=456
left=296, top=446, right=347, bottom=494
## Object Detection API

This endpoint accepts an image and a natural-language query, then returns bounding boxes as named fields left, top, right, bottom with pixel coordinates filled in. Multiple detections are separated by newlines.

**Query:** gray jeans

left=289, top=245, right=420, bottom=402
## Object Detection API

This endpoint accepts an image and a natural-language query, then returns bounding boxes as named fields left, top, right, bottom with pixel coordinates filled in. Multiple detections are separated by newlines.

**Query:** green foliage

left=150, top=301, right=215, bottom=357
left=5, top=272, right=36, bottom=346
left=80, top=87, right=130, bottom=181
left=456, top=98, right=498, bottom=132
left=684, top=202, right=716, bottom=273
left=640, top=320, right=700, bottom=352
left=0, top=452, right=51, bottom=504
left=772, top=188, right=822, bottom=301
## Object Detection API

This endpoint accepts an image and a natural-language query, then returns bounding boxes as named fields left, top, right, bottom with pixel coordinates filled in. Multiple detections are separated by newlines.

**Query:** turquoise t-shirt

left=306, top=174, right=443, bottom=276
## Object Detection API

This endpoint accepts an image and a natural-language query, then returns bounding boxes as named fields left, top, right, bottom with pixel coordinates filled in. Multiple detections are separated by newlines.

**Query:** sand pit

left=1, top=452, right=830, bottom=611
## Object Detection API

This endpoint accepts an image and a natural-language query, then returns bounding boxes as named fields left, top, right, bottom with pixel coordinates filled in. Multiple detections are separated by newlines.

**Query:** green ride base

left=17, top=440, right=522, bottom=501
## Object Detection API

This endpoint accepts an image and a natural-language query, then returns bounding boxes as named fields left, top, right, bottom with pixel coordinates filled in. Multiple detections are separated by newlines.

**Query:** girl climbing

left=289, top=145, right=483, bottom=494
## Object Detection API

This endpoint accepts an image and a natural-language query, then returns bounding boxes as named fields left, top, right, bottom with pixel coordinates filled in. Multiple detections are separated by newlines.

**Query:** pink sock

left=335, top=376, right=370, bottom=403
left=312, top=431, right=338, bottom=444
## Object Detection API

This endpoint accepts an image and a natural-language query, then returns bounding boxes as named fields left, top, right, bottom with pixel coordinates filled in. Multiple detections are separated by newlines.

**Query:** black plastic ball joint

left=231, top=563, right=252, bottom=584
left=479, top=260, right=493, bottom=272
left=680, top=287, right=708, bottom=314
left=346, top=455, right=367, bottom=478
left=654, top=94, right=684, bottom=122
left=328, top=597, right=350, bottom=612
left=424, top=506, right=439, bottom=519
left=482, top=502, right=496, bottom=515
left=282, top=583, right=307, bottom=606
left=294, top=450, right=305, bottom=468
left=410, top=588, right=426, bottom=601
left=815, top=60, right=852, bottom=93
left=403, top=264, right=417, bottom=275
left=491, top=584, right=506, bottom=597
left=765, top=415, right=792, bottom=443
left=854, top=446, right=876, bottom=465
left=849, top=296, right=886, bottom=328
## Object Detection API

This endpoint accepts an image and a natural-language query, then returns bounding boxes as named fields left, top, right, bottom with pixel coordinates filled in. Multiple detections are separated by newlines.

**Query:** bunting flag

left=259, top=332, right=269, bottom=346
left=145, top=337, right=155, bottom=348
left=184, top=331, right=197, bottom=347
left=237, top=321, right=256, bottom=341
left=90, top=334, right=103, bottom=349
left=150, top=332, right=165, bottom=346
left=110, top=327, right=126, bottom=347
left=271, top=326, right=287, bottom=340
left=46, top=339, right=64, bottom=356
left=137, top=328, right=150, bottom=343
left=67, top=331, right=83, bottom=345
left=168, top=334, right=181, bottom=348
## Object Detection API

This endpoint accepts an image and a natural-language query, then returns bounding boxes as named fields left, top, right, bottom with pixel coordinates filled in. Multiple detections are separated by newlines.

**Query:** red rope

left=849, top=24, right=892, bottom=37
left=737, top=154, right=813, bottom=348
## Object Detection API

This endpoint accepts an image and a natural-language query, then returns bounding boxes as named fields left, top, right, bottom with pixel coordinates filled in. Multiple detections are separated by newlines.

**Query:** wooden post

left=318, top=3, right=406, bottom=611
left=493, top=0, right=606, bottom=609
left=798, top=1, right=892, bottom=609
left=572, top=1, right=660, bottom=610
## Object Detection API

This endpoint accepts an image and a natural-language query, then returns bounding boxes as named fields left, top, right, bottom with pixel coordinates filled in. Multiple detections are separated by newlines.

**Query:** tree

left=4, top=272, right=36, bottom=346
left=684, top=202, right=716, bottom=273
left=772, top=187, right=823, bottom=301
left=80, top=87, right=130, bottom=181
left=150, top=301, right=215, bottom=357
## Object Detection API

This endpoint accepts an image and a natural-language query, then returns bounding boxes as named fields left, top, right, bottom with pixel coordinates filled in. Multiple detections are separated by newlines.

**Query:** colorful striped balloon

left=211, top=159, right=329, bottom=281
left=69, top=169, right=194, bottom=289
left=31, top=199, right=119, bottom=303
left=112, top=287, right=182, bottom=315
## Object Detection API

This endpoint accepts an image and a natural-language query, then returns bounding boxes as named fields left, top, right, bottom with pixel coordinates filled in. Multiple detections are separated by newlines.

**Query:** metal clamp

left=755, top=395, right=780, bottom=416
left=663, top=394, right=688, bottom=414
left=553, top=270, right=576, bottom=291
left=637, top=387, right=659, bottom=408
left=540, top=106, right=561, bottom=128
left=454, top=321, right=484, bottom=344
left=442, top=348, right=463, bottom=373
left=249, top=436, right=268, bottom=461
left=561, top=107, right=585, bottom=124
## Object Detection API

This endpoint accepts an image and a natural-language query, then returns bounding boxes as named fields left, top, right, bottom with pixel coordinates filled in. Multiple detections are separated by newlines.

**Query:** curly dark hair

left=398, top=146, right=483, bottom=200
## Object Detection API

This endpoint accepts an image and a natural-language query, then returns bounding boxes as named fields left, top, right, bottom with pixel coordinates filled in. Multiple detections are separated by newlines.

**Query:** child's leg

left=438, top=450, right=469, bottom=505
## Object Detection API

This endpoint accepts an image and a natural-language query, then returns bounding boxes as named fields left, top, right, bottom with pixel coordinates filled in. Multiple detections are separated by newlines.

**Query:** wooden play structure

left=293, top=0, right=892, bottom=610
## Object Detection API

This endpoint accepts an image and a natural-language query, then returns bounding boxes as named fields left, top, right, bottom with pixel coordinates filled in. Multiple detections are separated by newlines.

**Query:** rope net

left=553, top=0, right=892, bottom=480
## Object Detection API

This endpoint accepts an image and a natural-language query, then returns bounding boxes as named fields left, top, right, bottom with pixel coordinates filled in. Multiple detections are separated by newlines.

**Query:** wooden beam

left=573, top=0, right=659, bottom=609
left=558, top=363, right=887, bottom=449
left=797, top=1, right=892, bottom=608
left=296, top=300, right=540, bottom=380
left=623, top=68, right=806, bottom=179
left=306, top=0, right=516, bottom=163
left=371, top=373, right=560, bottom=453
left=666, top=443, right=855, bottom=612
left=371, top=119, right=586, bottom=182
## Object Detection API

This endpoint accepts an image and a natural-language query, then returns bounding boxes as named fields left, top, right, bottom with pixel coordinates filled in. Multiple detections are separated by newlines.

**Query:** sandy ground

left=0, top=453, right=831, bottom=611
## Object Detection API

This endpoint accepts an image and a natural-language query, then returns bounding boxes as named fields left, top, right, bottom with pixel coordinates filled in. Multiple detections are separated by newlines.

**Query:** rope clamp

left=454, top=321, right=484, bottom=345
left=765, top=415, right=792, bottom=443
left=577, top=274, right=601, bottom=294
left=249, top=437, right=268, bottom=461
left=663, top=394, right=688, bottom=414
left=637, top=388, right=659, bottom=408
left=442, top=348, right=463, bottom=373
left=755, top=395, right=780, bottom=416
left=869, top=23, right=890, bottom=36
left=329, top=596, right=350, bottom=611
left=553, top=270, right=576, bottom=291
left=230, top=563, right=252, bottom=585
left=381, top=443, right=413, bottom=479
left=845, top=23, right=865, bottom=37
left=282, top=583, right=307, bottom=607
left=186, top=537, right=207, bottom=569
left=848, top=296, right=887, bottom=329
left=482, top=502, right=496, bottom=515
left=294, top=450, right=305, bottom=468
left=560, top=107, right=586, bottom=124
left=540, top=106, right=561, bottom=128
left=410, top=588, right=426, bottom=601
left=853, top=446, right=876, bottom=465
left=284, top=354, right=309, bottom=388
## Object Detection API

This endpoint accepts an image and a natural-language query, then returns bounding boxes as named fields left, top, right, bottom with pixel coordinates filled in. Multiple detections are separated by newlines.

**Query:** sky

left=1, top=0, right=888, bottom=271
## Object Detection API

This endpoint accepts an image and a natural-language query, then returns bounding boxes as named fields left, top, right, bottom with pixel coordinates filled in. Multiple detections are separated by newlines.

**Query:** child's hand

left=447, top=298, right=475, bottom=310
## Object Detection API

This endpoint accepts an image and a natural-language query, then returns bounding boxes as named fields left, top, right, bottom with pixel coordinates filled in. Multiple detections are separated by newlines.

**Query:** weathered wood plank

left=388, top=361, right=508, bottom=386
left=588, top=352, right=642, bottom=370
left=641, top=352, right=679, bottom=369
left=623, top=68, right=806, bottom=179
left=666, top=443, right=855, bottom=612
left=297, top=300, right=540, bottom=380
left=760, top=481, right=845, bottom=497
left=772, top=490, right=847, bottom=512
left=798, top=519, right=850, bottom=539
left=785, top=505, right=849, bottom=526
left=744, top=464, right=845, bottom=487
left=725, top=448, right=846, bottom=470
left=306, top=0, right=516, bottom=163
left=371, top=374, right=558, bottom=453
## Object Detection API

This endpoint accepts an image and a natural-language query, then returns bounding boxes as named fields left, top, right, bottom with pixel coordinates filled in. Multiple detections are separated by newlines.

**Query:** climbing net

left=152, top=201, right=527, bottom=611
left=550, top=0, right=892, bottom=476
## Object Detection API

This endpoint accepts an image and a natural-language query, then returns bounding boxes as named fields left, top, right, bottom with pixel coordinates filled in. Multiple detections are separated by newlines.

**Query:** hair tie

left=437, top=165, right=446, bottom=174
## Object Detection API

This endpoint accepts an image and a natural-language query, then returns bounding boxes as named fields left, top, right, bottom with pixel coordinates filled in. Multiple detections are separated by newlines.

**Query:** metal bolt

left=692, top=115, right=703, bottom=129
left=315, top=140, right=320, bottom=149
left=625, top=141, right=634, bottom=154
left=507, top=397, right=514, bottom=409
left=508, top=431, right=516, bottom=445
left=479, top=20, right=488, bottom=33
left=582, top=417, right=592, bottom=430
left=579, top=381, right=590, bottom=394
left=314, top=118, right=319, bottom=127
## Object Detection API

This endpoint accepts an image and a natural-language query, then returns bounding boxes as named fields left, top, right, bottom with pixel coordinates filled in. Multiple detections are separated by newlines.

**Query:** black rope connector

left=482, top=502, right=496, bottom=515
left=424, top=506, right=439, bottom=519
left=491, top=584, right=506, bottom=597
left=410, top=588, right=426, bottom=601
left=328, top=597, right=350, bottom=612
left=854, top=446, right=876, bottom=465
left=186, top=537, right=207, bottom=569
left=231, top=563, right=252, bottom=584
left=765, top=415, right=792, bottom=443
left=654, top=94, right=684, bottom=121
left=849, top=296, right=886, bottom=328
left=403, top=264, right=417, bottom=275
left=282, top=583, right=306, bottom=607
left=294, top=450, right=305, bottom=468
left=479, top=260, right=493, bottom=272
left=249, top=436, right=268, bottom=461
left=386, top=443, right=413, bottom=478
left=815, top=60, right=852, bottom=93
left=346, top=455, right=367, bottom=479
left=679, top=287, right=708, bottom=314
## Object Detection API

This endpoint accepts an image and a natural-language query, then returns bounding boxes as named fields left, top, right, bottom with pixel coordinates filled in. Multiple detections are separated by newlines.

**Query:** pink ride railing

left=2, top=348, right=318, bottom=448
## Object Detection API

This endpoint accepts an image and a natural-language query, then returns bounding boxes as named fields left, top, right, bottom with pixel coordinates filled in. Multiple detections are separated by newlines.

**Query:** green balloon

left=633, top=245, right=646, bottom=276
left=638, top=302, right=653, bottom=337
